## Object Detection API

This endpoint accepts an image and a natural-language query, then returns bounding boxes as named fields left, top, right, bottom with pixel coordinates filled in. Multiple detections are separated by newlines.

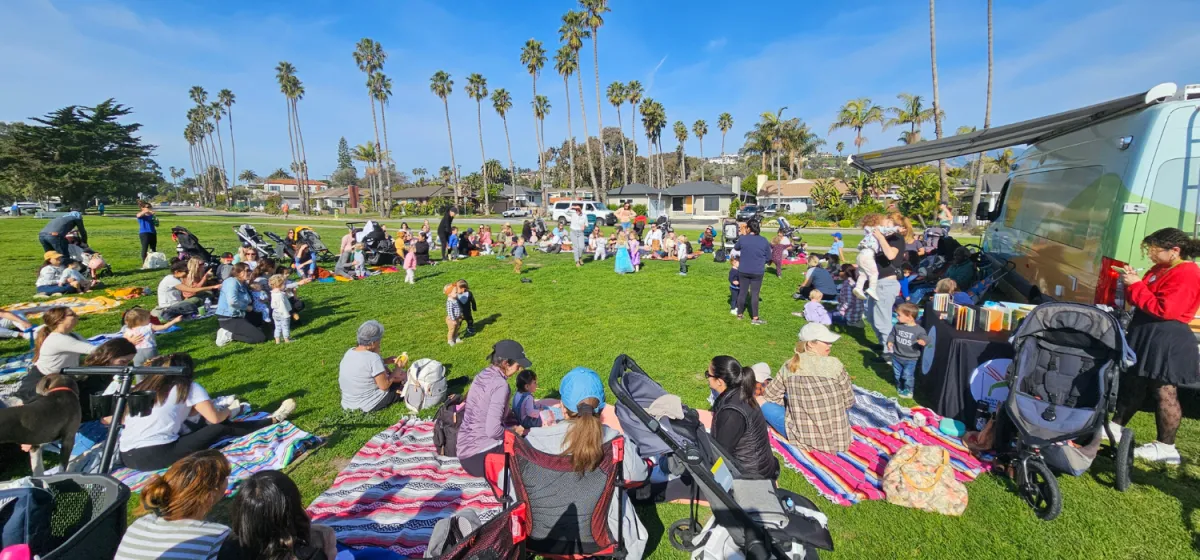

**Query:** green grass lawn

left=0, top=214, right=1195, bottom=559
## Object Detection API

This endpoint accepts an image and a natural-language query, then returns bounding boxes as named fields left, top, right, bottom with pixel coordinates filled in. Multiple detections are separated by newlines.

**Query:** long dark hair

left=228, top=471, right=312, bottom=560
left=1143, top=227, right=1200, bottom=260
left=84, top=338, right=137, bottom=366
left=710, top=355, right=758, bottom=408
left=747, top=220, right=761, bottom=236
left=133, top=353, right=196, bottom=405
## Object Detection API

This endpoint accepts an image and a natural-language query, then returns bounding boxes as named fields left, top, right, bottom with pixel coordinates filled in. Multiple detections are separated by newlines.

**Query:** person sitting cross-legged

left=338, top=320, right=408, bottom=413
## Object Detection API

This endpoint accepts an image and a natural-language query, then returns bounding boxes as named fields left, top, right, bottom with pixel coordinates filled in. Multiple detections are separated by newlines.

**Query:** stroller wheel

left=1018, top=459, right=1062, bottom=521
left=1115, top=427, right=1135, bottom=492
left=667, top=519, right=703, bottom=552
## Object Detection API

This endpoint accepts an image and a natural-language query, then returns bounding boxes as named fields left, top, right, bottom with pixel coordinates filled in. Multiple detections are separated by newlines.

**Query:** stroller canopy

left=1010, top=303, right=1135, bottom=368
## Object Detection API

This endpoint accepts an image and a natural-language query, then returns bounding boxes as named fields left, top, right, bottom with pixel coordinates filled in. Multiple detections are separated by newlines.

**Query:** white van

left=550, top=200, right=616, bottom=226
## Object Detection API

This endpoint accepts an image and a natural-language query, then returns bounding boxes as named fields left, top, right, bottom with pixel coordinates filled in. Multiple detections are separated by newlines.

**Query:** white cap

left=750, top=362, right=772, bottom=383
left=799, top=323, right=841, bottom=344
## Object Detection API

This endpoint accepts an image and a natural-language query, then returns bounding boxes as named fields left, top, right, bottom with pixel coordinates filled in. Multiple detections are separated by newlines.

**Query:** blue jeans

left=893, top=357, right=918, bottom=393
left=36, top=284, right=76, bottom=295
left=761, top=402, right=787, bottom=438
left=866, top=277, right=901, bottom=350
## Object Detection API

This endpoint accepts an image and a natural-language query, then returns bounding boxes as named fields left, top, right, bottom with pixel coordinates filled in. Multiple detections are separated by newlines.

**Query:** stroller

left=721, top=218, right=739, bottom=251
left=234, top=224, right=275, bottom=259
left=347, top=221, right=397, bottom=265
left=994, top=302, right=1137, bottom=521
left=293, top=226, right=335, bottom=262
left=63, top=231, right=111, bottom=279
left=610, top=355, right=834, bottom=559
left=656, top=214, right=674, bottom=234
left=170, top=226, right=219, bottom=265
left=262, top=231, right=296, bottom=261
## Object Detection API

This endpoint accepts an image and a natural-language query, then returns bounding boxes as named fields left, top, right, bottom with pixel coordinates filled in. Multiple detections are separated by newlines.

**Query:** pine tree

left=337, top=137, right=354, bottom=170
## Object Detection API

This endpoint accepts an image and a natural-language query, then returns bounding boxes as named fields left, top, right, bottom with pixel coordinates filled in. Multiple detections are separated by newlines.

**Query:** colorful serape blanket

left=772, top=386, right=985, bottom=507
left=110, top=421, right=322, bottom=494
left=3, top=296, right=122, bottom=319
left=307, top=418, right=502, bottom=558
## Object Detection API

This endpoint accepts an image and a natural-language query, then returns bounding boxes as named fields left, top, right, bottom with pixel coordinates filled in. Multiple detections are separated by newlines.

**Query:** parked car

left=4, top=202, right=41, bottom=215
left=736, top=204, right=763, bottom=222
left=766, top=201, right=808, bottom=215
left=502, top=207, right=531, bottom=218
left=550, top=200, right=616, bottom=226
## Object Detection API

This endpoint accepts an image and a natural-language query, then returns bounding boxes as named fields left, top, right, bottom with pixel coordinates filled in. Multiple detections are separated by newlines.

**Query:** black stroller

left=170, top=226, right=219, bottom=265
left=262, top=231, right=296, bottom=261
left=233, top=224, right=275, bottom=259
left=994, top=302, right=1137, bottom=521
left=346, top=221, right=396, bottom=265
left=656, top=214, right=673, bottom=234
left=293, top=226, right=336, bottom=262
left=610, top=355, right=834, bottom=559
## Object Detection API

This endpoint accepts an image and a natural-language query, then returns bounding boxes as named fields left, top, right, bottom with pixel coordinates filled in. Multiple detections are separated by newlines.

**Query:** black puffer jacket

left=711, top=389, right=779, bottom=480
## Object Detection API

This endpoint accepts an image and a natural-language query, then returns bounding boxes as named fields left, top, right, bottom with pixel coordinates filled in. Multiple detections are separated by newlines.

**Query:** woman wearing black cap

left=456, top=340, right=532, bottom=477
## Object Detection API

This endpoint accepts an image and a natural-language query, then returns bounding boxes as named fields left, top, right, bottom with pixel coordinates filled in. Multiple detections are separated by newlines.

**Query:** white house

left=756, top=176, right=853, bottom=209
left=254, top=178, right=329, bottom=207
left=664, top=181, right=738, bottom=218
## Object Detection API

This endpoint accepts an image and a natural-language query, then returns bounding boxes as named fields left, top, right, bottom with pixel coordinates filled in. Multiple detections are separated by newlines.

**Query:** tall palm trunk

left=283, top=99, right=300, bottom=211
left=720, top=131, right=727, bottom=181
left=539, top=116, right=548, bottom=212
left=440, top=99, right=460, bottom=208
left=366, top=97, right=380, bottom=209
left=658, top=139, right=667, bottom=187
left=562, top=77, right=577, bottom=197
left=679, top=145, right=685, bottom=182
left=929, top=0, right=947, bottom=204
left=532, top=77, right=545, bottom=200
left=227, top=107, right=237, bottom=198
left=592, top=36, right=607, bottom=200
left=645, top=134, right=654, bottom=189
left=187, top=145, right=201, bottom=204
left=631, top=105, right=639, bottom=184
left=368, top=94, right=386, bottom=214
left=292, top=100, right=311, bottom=213
left=501, top=114, right=516, bottom=207
left=615, top=105, right=628, bottom=186
left=968, top=0, right=993, bottom=228
left=698, top=137, right=705, bottom=181
left=855, top=128, right=863, bottom=154
left=575, top=73, right=599, bottom=200
left=212, top=122, right=229, bottom=206
left=474, top=100, right=489, bottom=215
left=380, top=104, right=395, bottom=216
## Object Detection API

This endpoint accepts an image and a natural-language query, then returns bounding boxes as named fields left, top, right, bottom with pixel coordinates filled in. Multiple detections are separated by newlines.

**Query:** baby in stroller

left=64, top=231, right=109, bottom=281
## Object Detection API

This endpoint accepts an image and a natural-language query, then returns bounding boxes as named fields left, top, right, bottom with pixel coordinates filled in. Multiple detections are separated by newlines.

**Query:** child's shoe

left=269, top=398, right=297, bottom=423
left=852, top=287, right=868, bottom=300
left=865, top=286, right=879, bottom=300
left=215, top=328, right=233, bottom=347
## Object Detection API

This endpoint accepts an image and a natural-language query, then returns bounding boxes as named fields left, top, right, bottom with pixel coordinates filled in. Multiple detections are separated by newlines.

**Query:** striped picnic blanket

left=111, top=421, right=322, bottom=494
left=772, top=387, right=985, bottom=507
left=307, top=418, right=502, bottom=558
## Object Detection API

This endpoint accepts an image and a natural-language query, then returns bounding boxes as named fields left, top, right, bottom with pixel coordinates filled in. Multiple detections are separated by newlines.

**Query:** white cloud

left=705, top=38, right=727, bottom=52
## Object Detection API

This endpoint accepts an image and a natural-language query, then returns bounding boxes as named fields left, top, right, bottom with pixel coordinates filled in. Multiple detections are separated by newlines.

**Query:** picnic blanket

left=771, top=386, right=985, bottom=507
left=3, top=296, right=122, bottom=319
left=307, top=418, right=501, bottom=558
left=110, top=421, right=321, bottom=494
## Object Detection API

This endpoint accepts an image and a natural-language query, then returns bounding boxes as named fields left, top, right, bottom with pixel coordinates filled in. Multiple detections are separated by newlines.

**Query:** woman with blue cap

left=523, top=367, right=649, bottom=560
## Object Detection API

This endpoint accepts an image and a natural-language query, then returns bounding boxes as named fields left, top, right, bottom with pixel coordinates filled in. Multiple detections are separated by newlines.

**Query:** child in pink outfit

left=403, top=247, right=417, bottom=284
left=629, top=236, right=642, bottom=272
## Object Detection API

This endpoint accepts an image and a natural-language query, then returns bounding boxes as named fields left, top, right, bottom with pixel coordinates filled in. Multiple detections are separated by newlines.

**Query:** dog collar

left=44, top=386, right=77, bottom=396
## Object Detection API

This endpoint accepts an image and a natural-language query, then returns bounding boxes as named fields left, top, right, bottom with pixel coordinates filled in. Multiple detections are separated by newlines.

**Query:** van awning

left=849, top=83, right=1180, bottom=173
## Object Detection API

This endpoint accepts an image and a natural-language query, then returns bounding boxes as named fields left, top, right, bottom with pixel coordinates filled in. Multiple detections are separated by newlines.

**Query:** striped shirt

left=446, top=297, right=463, bottom=320
left=114, top=515, right=230, bottom=560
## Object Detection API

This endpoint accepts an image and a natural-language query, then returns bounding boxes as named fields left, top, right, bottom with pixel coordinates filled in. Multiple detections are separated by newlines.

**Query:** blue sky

left=3, top=0, right=1199, bottom=183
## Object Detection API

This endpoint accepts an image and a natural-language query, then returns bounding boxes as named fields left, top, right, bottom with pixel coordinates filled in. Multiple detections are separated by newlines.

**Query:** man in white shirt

left=568, top=205, right=589, bottom=267
left=643, top=224, right=664, bottom=252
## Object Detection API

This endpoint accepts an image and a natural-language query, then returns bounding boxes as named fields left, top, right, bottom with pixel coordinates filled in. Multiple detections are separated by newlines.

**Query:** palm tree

left=218, top=90, right=237, bottom=192
left=829, top=98, right=885, bottom=153
left=692, top=120, right=708, bottom=181
left=370, top=72, right=398, bottom=215
left=354, top=38, right=387, bottom=211
left=412, top=167, right=428, bottom=186
left=278, top=65, right=310, bottom=213
left=626, top=81, right=644, bottom=184
left=835, top=141, right=845, bottom=156
left=607, top=82, right=629, bottom=186
left=238, top=170, right=258, bottom=185
left=532, top=95, right=552, bottom=200
left=717, top=112, right=733, bottom=181
left=209, top=101, right=230, bottom=205
left=430, top=71, right=460, bottom=208
left=273, top=65, right=302, bottom=209
left=673, top=121, right=688, bottom=183
left=554, top=45, right=579, bottom=197
left=466, top=73, right=491, bottom=214
left=491, top=88, right=516, bottom=201
left=929, top=0, right=948, bottom=203
left=969, top=0, right=994, bottom=228
left=352, top=143, right=379, bottom=207
left=581, top=0, right=610, bottom=197
left=886, top=93, right=937, bottom=145
left=520, top=39, right=547, bottom=192
left=560, top=10, right=599, bottom=199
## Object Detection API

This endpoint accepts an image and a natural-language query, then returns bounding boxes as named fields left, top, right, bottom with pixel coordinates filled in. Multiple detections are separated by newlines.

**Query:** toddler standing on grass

left=887, top=303, right=928, bottom=398
left=511, top=370, right=565, bottom=429
left=728, top=257, right=741, bottom=315
left=803, top=289, right=832, bottom=325
left=444, top=283, right=463, bottom=346
left=511, top=237, right=527, bottom=274
left=590, top=229, right=607, bottom=261
left=629, top=232, right=642, bottom=272
left=352, top=243, right=366, bottom=279
left=853, top=214, right=899, bottom=301
left=403, top=244, right=417, bottom=284
left=456, top=279, right=478, bottom=335
left=677, top=235, right=691, bottom=276
left=123, top=308, right=182, bottom=366
left=269, top=274, right=293, bottom=344
left=447, top=227, right=460, bottom=261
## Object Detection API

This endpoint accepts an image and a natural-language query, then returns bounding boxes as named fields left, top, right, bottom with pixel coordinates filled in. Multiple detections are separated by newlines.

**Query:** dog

left=0, top=374, right=82, bottom=475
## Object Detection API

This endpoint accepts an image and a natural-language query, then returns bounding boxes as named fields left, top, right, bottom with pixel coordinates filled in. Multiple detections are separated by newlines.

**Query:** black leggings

left=218, top=315, right=267, bottom=344
left=120, top=419, right=273, bottom=471
left=139, top=232, right=157, bottom=261
left=736, top=272, right=764, bottom=318
left=1114, top=376, right=1182, bottom=445
left=439, top=232, right=450, bottom=261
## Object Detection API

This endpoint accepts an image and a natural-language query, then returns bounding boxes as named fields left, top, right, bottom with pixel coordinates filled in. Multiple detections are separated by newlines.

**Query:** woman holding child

left=866, top=212, right=911, bottom=360
left=215, top=263, right=268, bottom=346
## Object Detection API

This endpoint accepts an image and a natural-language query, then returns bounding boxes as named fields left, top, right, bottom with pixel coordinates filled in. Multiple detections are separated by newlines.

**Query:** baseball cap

left=489, top=339, right=532, bottom=368
left=832, top=232, right=842, bottom=239
left=560, top=367, right=606, bottom=413
left=799, top=323, right=841, bottom=344
left=750, top=362, right=772, bottom=383
left=221, top=252, right=234, bottom=259
left=43, top=250, right=63, bottom=261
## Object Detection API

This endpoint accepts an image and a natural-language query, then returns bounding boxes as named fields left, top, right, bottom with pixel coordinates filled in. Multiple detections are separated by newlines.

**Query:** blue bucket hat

left=559, top=367, right=606, bottom=413
left=832, top=232, right=842, bottom=239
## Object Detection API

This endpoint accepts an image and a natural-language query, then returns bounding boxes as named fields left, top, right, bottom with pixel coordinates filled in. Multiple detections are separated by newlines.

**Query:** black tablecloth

left=918, top=303, right=1015, bottom=425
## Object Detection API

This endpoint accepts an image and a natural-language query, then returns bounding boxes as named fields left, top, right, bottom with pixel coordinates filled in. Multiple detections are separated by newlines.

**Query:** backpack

left=882, top=444, right=968, bottom=516
left=713, top=249, right=728, bottom=263
left=0, top=486, right=54, bottom=556
left=142, top=252, right=169, bottom=270
left=404, top=358, right=448, bottom=413
left=423, top=509, right=482, bottom=558
left=433, top=394, right=466, bottom=457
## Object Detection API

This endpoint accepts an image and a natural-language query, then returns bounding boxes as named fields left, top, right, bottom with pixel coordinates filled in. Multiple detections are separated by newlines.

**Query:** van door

left=1135, top=106, right=1200, bottom=246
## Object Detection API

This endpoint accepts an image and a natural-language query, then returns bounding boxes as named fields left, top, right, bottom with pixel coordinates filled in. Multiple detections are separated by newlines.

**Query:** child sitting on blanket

left=511, top=370, right=564, bottom=429
left=60, top=261, right=94, bottom=293
left=123, top=307, right=182, bottom=366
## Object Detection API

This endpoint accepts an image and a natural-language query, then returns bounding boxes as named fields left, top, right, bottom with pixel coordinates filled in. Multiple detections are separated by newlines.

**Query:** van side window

left=1002, top=166, right=1115, bottom=249
left=554, top=202, right=569, bottom=210
left=1145, top=157, right=1200, bottom=235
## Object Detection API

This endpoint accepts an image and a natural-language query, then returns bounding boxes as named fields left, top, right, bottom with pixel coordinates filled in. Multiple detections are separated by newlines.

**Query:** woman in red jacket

left=1112, top=228, right=1200, bottom=464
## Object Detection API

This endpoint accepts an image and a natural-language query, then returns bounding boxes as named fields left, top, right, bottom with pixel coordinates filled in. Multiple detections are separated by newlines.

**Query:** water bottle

left=975, top=401, right=991, bottom=431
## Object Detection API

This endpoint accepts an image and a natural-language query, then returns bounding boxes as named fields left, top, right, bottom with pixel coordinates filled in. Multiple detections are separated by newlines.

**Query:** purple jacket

left=456, top=365, right=513, bottom=458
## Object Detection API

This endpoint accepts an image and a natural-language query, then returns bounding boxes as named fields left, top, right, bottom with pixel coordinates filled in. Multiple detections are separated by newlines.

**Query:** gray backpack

left=404, top=358, right=448, bottom=413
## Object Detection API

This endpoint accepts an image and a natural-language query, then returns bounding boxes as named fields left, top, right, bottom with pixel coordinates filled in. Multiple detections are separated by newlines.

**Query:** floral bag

left=882, top=443, right=968, bottom=516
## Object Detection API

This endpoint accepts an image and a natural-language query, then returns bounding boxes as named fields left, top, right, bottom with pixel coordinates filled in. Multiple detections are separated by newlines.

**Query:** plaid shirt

left=837, top=280, right=865, bottom=326
left=446, top=297, right=463, bottom=320
left=762, top=353, right=855, bottom=452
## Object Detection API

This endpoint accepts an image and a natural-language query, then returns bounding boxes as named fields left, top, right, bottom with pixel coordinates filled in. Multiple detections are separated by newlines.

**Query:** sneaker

left=1134, top=441, right=1181, bottom=465
left=730, top=309, right=738, bottom=316
left=865, top=286, right=879, bottom=300
left=269, top=398, right=297, bottom=423
left=791, top=311, right=805, bottom=318
left=215, top=328, right=233, bottom=347
left=447, top=340, right=456, bottom=347
left=33, top=293, right=49, bottom=300
left=898, top=390, right=913, bottom=399
left=455, top=338, right=463, bottom=344
left=751, top=319, right=766, bottom=326
left=679, top=272, right=687, bottom=276
left=1107, top=422, right=1125, bottom=445
left=852, top=287, right=867, bottom=300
